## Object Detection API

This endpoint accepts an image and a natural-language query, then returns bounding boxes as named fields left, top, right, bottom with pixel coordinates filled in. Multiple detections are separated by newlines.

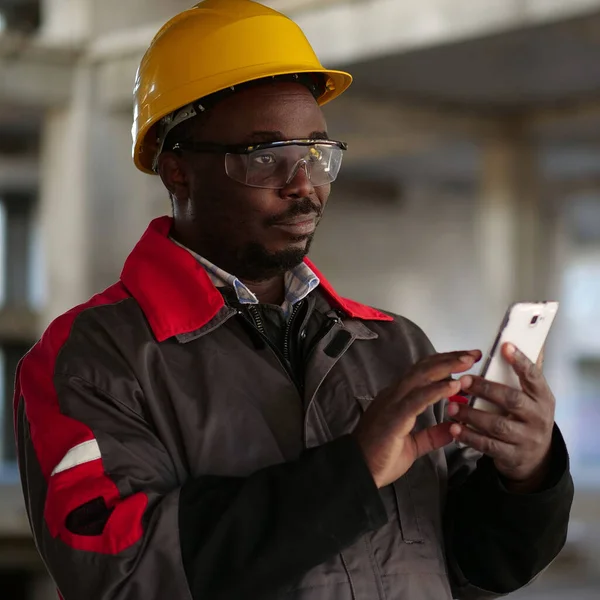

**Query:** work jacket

left=15, top=216, right=573, bottom=600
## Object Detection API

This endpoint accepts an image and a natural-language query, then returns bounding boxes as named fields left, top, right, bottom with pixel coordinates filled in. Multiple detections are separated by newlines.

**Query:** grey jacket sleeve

left=399, top=316, right=574, bottom=598
left=16, top=370, right=196, bottom=600
left=444, top=425, right=574, bottom=600
left=16, top=369, right=387, bottom=600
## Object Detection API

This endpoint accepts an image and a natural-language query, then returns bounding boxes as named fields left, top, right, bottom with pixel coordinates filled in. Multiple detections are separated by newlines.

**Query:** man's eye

left=253, top=153, right=277, bottom=165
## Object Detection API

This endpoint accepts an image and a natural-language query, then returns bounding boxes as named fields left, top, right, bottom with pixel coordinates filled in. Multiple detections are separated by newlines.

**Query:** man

left=15, top=1, right=573, bottom=599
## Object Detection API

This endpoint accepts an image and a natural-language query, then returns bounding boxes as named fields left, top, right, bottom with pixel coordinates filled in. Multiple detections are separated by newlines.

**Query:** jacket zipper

left=247, top=302, right=302, bottom=364
left=240, top=304, right=363, bottom=598
left=247, top=304, right=267, bottom=335
left=283, top=302, right=301, bottom=363
left=245, top=303, right=304, bottom=393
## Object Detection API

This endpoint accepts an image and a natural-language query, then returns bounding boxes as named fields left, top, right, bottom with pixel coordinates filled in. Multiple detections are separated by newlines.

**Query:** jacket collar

left=121, top=216, right=392, bottom=342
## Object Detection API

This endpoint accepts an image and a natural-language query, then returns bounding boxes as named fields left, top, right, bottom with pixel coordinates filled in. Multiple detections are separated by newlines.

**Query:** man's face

left=161, top=83, right=332, bottom=281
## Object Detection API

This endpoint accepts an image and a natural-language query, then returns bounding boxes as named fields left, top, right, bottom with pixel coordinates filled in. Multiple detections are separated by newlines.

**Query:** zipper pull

left=236, top=310, right=266, bottom=350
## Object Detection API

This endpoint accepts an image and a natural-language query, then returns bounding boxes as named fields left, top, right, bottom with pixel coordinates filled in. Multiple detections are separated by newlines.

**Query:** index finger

left=401, top=350, right=482, bottom=395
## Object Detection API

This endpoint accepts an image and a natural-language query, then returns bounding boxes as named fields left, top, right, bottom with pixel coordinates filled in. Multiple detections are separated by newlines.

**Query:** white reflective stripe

left=51, top=439, right=102, bottom=476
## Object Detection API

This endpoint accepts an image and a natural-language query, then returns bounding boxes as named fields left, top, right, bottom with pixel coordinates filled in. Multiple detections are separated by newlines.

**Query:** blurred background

left=1, top=0, right=600, bottom=598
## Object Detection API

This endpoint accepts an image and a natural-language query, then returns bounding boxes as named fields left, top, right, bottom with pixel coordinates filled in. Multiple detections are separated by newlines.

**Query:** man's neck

left=241, top=276, right=286, bottom=305
left=169, top=226, right=289, bottom=305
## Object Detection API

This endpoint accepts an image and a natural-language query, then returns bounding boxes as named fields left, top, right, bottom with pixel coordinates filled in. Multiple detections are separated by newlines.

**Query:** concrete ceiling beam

left=0, top=33, right=76, bottom=107
left=290, top=0, right=600, bottom=65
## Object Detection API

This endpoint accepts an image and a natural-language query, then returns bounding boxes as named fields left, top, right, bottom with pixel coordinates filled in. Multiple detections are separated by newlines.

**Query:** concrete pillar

left=36, top=0, right=183, bottom=324
left=477, top=121, right=545, bottom=326
left=85, top=104, right=167, bottom=294
left=544, top=206, right=576, bottom=447
left=36, top=0, right=183, bottom=325
left=39, top=64, right=168, bottom=323
left=39, top=65, right=94, bottom=326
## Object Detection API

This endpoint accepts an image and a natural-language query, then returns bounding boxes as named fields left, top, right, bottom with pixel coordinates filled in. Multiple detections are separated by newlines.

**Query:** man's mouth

left=272, top=214, right=318, bottom=236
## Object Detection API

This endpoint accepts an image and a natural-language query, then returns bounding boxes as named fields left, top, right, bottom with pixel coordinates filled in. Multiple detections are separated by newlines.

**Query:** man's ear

left=157, top=152, right=190, bottom=203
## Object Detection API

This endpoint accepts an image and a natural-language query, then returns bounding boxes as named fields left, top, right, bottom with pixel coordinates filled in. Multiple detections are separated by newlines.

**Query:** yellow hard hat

left=132, top=0, right=353, bottom=174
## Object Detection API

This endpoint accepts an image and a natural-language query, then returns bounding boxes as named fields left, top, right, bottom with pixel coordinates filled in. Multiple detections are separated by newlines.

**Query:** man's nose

left=279, top=161, right=315, bottom=199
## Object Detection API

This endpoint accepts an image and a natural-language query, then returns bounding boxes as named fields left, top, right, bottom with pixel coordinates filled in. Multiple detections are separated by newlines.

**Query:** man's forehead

left=194, top=82, right=327, bottom=140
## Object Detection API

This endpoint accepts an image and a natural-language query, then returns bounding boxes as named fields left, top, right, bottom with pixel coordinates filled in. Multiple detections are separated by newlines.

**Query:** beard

left=232, top=196, right=322, bottom=281
left=182, top=193, right=323, bottom=282
left=234, top=233, right=315, bottom=282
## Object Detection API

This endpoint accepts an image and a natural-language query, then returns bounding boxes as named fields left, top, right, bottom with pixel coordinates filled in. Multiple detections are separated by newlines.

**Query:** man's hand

left=448, top=343, right=555, bottom=493
left=353, top=350, right=481, bottom=489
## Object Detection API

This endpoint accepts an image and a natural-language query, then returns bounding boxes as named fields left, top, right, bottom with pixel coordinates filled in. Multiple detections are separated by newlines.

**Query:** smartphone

left=469, top=301, right=559, bottom=414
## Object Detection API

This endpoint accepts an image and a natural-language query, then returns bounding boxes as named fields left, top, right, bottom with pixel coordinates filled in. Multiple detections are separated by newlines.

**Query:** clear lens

left=225, top=143, right=344, bottom=189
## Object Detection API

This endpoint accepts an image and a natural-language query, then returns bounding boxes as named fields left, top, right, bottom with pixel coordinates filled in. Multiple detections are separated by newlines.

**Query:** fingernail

left=448, top=402, right=459, bottom=416
left=460, top=355, right=474, bottom=364
left=460, top=375, right=473, bottom=389
left=450, top=424, right=462, bottom=437
left=505, top=343, right=516, bottom=356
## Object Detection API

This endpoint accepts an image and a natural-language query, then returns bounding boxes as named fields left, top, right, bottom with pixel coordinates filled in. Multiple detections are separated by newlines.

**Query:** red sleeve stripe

left=17, top=282, right=148, bottom=554
left=18, top=282, right=130, bottom=480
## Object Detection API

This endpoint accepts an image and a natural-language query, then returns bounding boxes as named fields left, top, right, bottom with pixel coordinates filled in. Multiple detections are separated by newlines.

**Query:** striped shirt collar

left=170, top=238, right=320, bottom=318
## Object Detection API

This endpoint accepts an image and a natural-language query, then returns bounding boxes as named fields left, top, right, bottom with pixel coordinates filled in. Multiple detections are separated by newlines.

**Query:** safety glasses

left=172, top=139, right=347, bottom=189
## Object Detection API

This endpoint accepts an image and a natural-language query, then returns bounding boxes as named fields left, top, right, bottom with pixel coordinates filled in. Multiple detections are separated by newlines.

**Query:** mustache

left=267, top=197, right=322, bottom=225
